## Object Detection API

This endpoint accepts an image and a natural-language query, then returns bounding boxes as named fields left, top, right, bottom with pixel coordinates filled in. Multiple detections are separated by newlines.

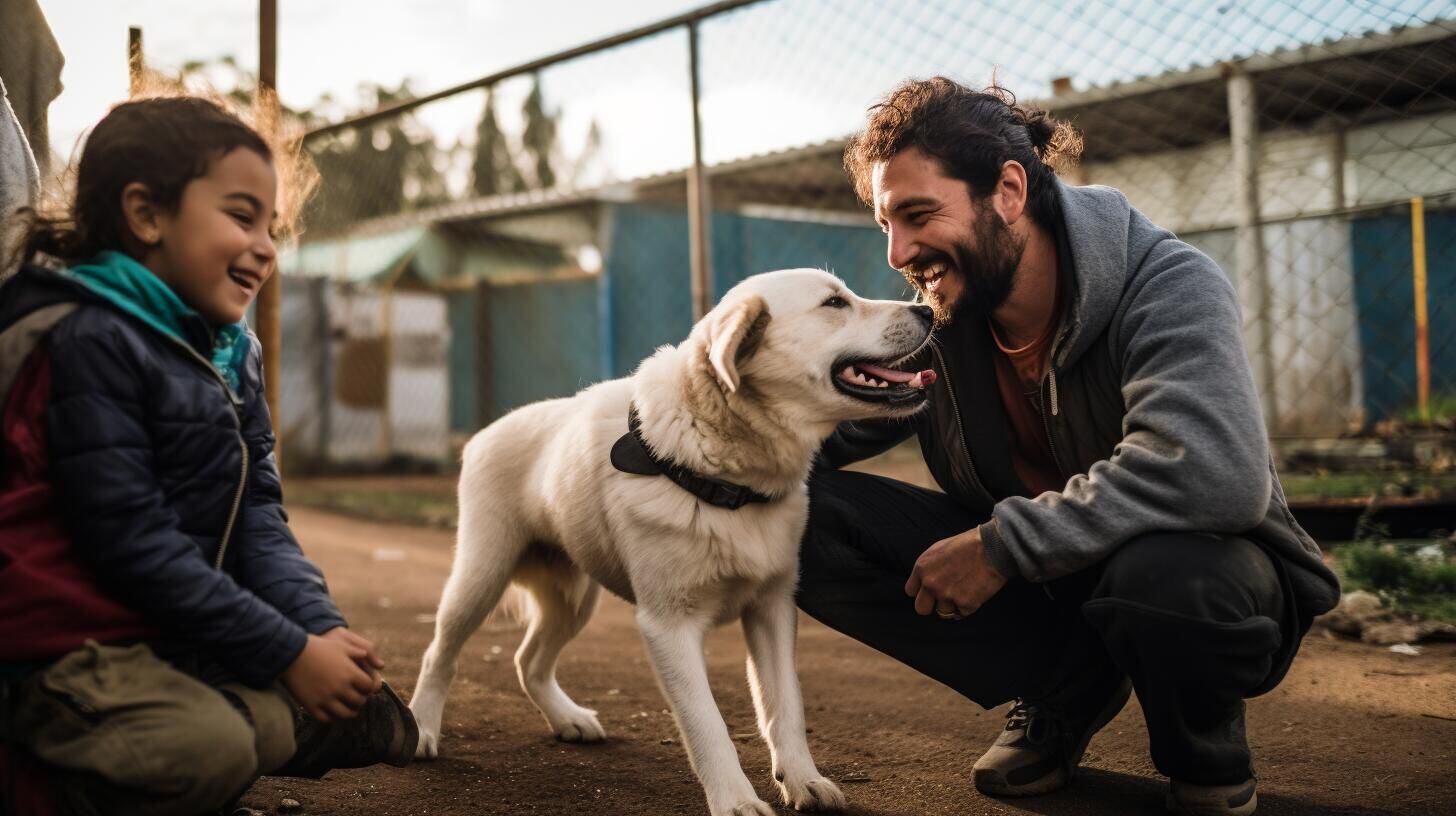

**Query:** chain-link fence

left=275, top=0, right=1456, bottom=479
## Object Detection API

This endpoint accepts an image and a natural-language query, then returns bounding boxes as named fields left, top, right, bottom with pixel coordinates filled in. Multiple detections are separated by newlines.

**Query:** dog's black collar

left=610, top=405, right=775, bottom=510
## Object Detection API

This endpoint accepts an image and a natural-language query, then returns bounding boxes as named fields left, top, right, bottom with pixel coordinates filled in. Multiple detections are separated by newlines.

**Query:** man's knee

left=1090, top=532, right=1282, bottom=625
left=800, top=470, right=883, bottom=579
left=805, top=470, right=869, bottom=540
left=1082, top=532, right=1285, bottom=689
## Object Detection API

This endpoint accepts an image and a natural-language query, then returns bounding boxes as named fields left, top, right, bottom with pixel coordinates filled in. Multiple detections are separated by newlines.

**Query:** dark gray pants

left=796, top=470, right=1306, bottom=785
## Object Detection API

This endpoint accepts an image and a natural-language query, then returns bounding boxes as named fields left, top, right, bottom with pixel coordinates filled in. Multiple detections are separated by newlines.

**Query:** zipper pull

left=1049, top=369, right=1060, bottom=417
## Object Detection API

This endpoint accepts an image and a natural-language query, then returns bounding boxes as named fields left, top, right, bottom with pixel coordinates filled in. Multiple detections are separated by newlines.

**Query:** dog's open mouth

left=832, top=360, right=937, bottom=405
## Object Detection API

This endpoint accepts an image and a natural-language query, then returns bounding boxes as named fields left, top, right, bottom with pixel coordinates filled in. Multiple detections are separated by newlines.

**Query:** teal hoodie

left=64, top=250, right=249, bottom=391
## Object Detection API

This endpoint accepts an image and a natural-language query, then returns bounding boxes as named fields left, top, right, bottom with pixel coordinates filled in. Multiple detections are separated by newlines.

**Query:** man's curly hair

left=844, top=77, right=1082, bottom=228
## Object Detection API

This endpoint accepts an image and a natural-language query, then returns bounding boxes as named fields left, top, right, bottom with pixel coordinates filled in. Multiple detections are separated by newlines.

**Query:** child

left=0, top=96, right=416, bottom=816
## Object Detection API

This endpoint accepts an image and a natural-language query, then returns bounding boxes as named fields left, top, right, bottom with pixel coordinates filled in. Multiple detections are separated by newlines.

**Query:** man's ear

left=705, top=294, right=771, bottom=393
left=121, top=182, right=163, bottom=246
left=993, top=160, right=1028, bottom=225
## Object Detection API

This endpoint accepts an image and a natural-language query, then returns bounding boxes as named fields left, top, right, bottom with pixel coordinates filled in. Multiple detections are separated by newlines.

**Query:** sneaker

left=972, top=674, right=1132, bottom=796
left=270, top=680, right=419, bottom=779
left=1166, top=778, right=1258, bottom=815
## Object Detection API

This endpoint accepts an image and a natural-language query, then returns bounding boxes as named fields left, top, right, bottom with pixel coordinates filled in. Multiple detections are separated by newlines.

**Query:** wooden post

left=1412, top=196, right=1430, bottom=422
left=686, top=21, right=713, bottom=322
left=256, top=0, right=283, bottom=452
left=1225, top=64, right=1280, bottom=432
left=127, top=27, right=143, bottom=96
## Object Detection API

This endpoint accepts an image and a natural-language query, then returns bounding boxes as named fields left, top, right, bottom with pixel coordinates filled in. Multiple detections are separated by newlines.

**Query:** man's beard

left=903, top=206, right=1026, bottom=326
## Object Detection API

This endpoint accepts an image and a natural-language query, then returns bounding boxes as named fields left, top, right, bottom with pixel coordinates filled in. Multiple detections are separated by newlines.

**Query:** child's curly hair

left=20, top=80, right=318, bottom=267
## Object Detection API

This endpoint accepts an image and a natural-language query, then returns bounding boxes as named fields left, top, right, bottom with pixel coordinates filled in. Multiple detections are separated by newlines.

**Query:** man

left=797, top=77, right=1340, bottom=815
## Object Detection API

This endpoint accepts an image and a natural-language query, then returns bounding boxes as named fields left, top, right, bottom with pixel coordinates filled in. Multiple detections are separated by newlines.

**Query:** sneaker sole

left=1165, top=788, right=1258, bottom=815
left=973, top=764, right=1070, bottom=798
left=380, top=681, right=421, bottom=767
left=973, top=678, right=1133, bottom=798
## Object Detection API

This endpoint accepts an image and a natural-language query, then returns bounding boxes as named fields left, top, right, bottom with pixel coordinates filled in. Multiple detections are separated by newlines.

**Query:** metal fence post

left=686, top=20, right=713, bottom=322
left=256, top=0, right=284, bottom=461
left=127, top=27, right=143, bottom=96
left=1225, top=63, right=1279, bottom=432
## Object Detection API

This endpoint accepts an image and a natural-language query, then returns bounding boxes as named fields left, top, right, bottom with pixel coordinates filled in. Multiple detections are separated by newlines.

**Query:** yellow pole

left=1411, top=196, right=1430, bottom=422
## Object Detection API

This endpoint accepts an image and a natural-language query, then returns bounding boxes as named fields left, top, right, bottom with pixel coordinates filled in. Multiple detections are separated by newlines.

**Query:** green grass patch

left=1400, top=392, right=1456, bottom=423
left=287, top=485, right=457, bottom=528
left=1328, top=534, right=1456, bottom=623
left=1278, top=471, right=1456, bottom=500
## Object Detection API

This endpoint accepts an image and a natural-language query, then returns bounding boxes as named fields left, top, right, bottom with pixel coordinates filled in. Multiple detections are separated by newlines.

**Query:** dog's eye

left=821, top=295, right=849, bottom=309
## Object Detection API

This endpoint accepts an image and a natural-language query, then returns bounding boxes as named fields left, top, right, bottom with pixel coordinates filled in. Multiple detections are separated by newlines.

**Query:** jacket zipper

left=931, top=344, right=994, bottom=505
left=1039, top=371, right=1065, bottom=478
left=1038, top=323, right=1073, bottom=477
left=216, top=439, right=248, bottom=569
left=155, top=333, right=249, bottom=571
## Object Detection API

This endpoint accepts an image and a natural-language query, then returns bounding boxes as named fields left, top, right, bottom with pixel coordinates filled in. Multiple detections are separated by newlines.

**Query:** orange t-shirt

left=989, top=299, right=1064, bottom=497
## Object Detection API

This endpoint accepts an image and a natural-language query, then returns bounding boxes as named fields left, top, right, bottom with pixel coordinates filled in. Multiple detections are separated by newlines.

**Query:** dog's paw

left=414, top=727, right=440, bottom=759
left=722, top=799, right=776, bottom=816
left=551, top=707, right=606, bottom=743
left=408, top=699, right=444, bottom=760
left=777, top=776, right=847, bottom=812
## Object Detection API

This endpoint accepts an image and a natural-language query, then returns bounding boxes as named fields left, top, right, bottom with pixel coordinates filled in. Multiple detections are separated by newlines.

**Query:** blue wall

left=452, top=203, right=900, bottom=427
left=486, top=277, right=602, bottom=423
left=1351, top=208, right=1456, bottom=421
left=446, top=286, right=480, bottom=432
left=603, top=204, right=696, bottom=378
left=709, top=211, right=911, bottom=302
left=453, top=203, right=1455, bottom=431
left=603, top=202, right=899, bottom=378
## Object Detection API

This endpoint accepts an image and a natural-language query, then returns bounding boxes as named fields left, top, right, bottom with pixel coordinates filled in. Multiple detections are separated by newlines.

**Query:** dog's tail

left=501, top=548, right=599, bottom=628
left=484, top=585, right=530, bottom=627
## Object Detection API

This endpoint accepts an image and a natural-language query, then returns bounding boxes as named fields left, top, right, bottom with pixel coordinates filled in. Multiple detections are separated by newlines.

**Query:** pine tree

left=521, top=77, right=558, bottom=189
left=472, top=92, right=523, bottom=197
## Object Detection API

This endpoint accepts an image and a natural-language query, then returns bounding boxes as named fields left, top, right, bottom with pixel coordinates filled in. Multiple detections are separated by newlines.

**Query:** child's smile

left=143, top=147, right=279, bottom=326
left=227, top=265, right=264, bottom=296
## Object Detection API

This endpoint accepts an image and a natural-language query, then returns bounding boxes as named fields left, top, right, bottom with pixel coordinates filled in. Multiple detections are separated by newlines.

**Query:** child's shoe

left=270, top=681, right=419, bottom=779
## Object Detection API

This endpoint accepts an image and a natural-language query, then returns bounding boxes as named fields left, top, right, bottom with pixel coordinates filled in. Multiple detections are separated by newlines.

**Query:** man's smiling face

left=872, top=147, right=1025, bottom=325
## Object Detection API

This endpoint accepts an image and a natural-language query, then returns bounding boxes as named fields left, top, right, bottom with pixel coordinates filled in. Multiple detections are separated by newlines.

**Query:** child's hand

left=282, top=633, right=378, bottom=723
left=321, top=626, right=385, bottom=690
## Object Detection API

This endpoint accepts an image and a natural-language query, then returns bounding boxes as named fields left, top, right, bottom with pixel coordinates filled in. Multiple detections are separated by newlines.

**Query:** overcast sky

left=37, top=0, right=1455, bottom=186
left=40, top=0, right=702, bottom=163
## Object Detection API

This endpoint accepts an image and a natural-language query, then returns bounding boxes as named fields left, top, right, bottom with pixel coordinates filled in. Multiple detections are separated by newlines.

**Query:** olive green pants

left=3, top=641, right=295, bottom=816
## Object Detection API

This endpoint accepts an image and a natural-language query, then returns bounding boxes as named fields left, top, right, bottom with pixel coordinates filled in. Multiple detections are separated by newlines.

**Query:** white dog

left=410, top=268, right=936, bottom=816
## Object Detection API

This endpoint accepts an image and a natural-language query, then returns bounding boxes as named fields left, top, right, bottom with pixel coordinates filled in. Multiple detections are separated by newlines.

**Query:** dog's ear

left=705, top=294, right=771, bottom=393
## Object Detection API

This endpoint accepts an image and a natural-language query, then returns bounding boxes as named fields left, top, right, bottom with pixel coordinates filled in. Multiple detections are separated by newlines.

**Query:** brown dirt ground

left=238, top=503, right=1456, bottom=816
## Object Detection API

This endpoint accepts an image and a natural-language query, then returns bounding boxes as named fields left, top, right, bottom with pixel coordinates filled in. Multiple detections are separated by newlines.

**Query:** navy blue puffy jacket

left=1, top=264, right=347, bottom=687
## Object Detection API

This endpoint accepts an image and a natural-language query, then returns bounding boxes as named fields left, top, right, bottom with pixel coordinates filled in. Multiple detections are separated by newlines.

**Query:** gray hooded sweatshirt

left=824, top=181, right=1342, bottom=618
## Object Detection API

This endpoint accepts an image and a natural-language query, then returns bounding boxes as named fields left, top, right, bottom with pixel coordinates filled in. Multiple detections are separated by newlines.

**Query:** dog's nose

left=910, top=304, right=933, bottom=325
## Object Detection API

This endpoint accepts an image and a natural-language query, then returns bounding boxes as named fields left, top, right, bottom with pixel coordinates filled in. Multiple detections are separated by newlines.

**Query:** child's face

left=149, top=147, right=279, bottom=326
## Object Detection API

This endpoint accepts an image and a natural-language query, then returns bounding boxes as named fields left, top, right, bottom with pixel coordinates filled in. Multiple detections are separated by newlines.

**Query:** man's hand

left=321, top=626, right=385, bottom=690
left=282, top=632, right=378, bottom=723
left=905, top=527, right=1008, bottom=619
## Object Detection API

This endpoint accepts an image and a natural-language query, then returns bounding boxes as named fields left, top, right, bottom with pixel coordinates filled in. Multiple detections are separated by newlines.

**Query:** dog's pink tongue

left=856, top=363, right=937, bottom=389
left=856, top=363, right=915, bottom=383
